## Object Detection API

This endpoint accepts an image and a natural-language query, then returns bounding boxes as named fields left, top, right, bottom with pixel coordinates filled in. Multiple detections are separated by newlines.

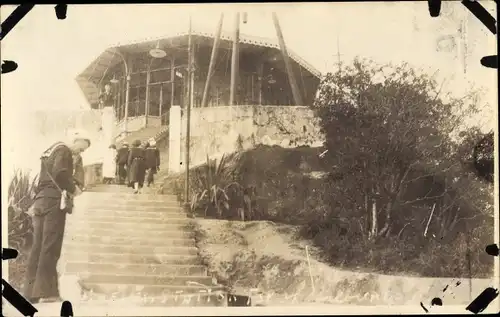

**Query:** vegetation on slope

left=162, top=59, right=494, bottom=278
left=7, top=169, right=38, bottom=291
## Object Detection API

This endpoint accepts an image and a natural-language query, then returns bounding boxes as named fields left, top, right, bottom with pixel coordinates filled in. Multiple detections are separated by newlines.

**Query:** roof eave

left=75, top=30, right=322, bottom=105
left=105, top=30, right=322, bottom=78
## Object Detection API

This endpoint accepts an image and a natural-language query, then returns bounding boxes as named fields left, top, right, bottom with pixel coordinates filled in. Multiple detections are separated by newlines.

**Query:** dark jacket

left=117, top=147, right=129, bottom=164
left=36, top=142, right=76, bottom=198
left=127, top=147, right=146, bottom=185
left=144, top=147, right=160, bottom=170
left=99, top=92, right=115, bottom=108
left=73, top=153, right=85, bottom=188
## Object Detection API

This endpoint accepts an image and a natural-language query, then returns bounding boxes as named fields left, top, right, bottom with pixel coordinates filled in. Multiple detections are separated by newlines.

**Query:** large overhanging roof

left=76, top=29, right=322, bottom=107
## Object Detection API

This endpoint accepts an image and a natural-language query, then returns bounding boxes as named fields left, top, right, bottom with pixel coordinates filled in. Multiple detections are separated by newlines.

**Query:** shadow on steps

left=227, top=294, right=252, bottom=306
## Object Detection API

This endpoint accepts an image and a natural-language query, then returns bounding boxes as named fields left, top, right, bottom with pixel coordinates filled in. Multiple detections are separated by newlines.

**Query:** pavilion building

left=76, top=29, right=323, bottom=172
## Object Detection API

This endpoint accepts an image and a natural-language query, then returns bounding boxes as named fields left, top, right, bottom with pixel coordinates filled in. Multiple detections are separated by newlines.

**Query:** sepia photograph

left=1, top=2, right=498, bottom=315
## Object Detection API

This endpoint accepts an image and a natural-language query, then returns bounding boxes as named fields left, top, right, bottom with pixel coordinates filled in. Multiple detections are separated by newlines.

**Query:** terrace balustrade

left=82, top=34, right=320, bottom=138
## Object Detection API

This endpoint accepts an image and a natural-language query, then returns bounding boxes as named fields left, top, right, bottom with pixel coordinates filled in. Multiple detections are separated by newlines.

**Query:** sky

left=0, top=2, right=497, bottom=174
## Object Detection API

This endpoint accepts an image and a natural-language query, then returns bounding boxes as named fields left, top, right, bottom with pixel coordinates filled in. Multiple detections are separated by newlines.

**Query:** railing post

left=168, top=106, right=182, bottom=174
left=145, top=65, right=151, bottom=127
left=159, top=84, right=164, bottom=125
left=171, top=57, right=175, bottom=111
left=184, top=16, right=193, bottom=210
left=229, top=12, right=240, bottom=107
left=257, top=62, right=263, bottom=105
left=124, top=68, right=131, bottom=136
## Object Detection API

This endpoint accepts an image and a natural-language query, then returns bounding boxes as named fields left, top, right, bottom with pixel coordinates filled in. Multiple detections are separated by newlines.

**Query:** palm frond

left=190, top=153, right=247, bottom=219
left=8, top=169, right=36, bottom=251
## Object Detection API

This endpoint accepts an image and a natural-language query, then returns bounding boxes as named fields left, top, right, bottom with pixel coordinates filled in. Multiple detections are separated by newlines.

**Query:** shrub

left=8, top=169, right=37, bottom=251
left=178, top=153, right=256, bottom=221
left=191, top=154, right=237, bottom=218
left=160, top=138, right=493, bottom=278
left=230, top=145, right=326, bottom=222
left=7, top=169, right=37, bottom=290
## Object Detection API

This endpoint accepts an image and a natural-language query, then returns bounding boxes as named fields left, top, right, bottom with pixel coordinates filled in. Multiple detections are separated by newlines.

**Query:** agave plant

left=191, top=154, right=231, bottom=217
left=190, top=154, right=240, bottom=218
left=190, top=153, right=259, bottom=221
left=8, top=169, right=38, bottom=251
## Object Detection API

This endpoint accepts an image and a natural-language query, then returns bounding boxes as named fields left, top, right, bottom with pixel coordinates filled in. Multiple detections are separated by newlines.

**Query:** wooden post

left=117, top=88, right=121, bottom=120
left=229, top=12, right=240, bottom=107
left=184, top=16, right=193, bottom=210
left=257, top=62, right=263, bottom=105
left=271, top=12, right=304, bottom=106
left=145, top=65, right=151, bottom=126
left=124, top=60, right=131, bottom=134
left=170, top=57, right=175, bottom=108
left=190, top=58, right=195, bottom=113
left=159, top=84, right=163, bottom=125
left=201, top=13, right=224, bottom=108
left=251, top=73, right=254, bottom=103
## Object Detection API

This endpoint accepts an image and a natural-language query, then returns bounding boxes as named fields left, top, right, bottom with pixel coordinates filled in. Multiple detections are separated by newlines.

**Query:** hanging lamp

left=149, top=41, right=167, bottom=59
left=110, top=74, right=119, bottom=84
left=267, top=67, right=276, bottom=84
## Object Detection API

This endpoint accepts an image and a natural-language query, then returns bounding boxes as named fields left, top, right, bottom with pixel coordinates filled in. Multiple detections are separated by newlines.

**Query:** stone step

left=69, top=228, right=194, bottom=240
left=87, top=186, right=138, bottom=193
left=84, top=198, right=183, bottom=210
left=63, top=243, right=199, bottom=256
left=78, top=208, right=188, bottom=219
left=88, top=184, right=174, bottom=193
left=82, top=286, right=227, bottom=306
left=67, top=234, right=196, bottom=247
left=83, top=203, right=183, bottom=211
left=81, top=283, right=226, bottom=298
left=65, top=262, right=208, bottom=276
left=85, top=192, right=179, bottom=202
left=68, top=214, right=189, bottom=224
left=82, top=274, right=213, bottom=287
left=63, top=251, right=201, bottom=265
left=66, top=220, right=193, bottom=232
left=83, top=202, right=180, bottom=209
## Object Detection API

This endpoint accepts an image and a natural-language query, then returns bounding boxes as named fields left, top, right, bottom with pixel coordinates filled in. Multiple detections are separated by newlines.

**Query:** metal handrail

left=160, top=111, right=170, bottom=126
left=130, top=64, right=189, bottom=76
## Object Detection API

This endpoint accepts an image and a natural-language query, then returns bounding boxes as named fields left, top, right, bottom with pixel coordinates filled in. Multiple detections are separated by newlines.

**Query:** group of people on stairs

left=102, top=137, right=161, bottom=194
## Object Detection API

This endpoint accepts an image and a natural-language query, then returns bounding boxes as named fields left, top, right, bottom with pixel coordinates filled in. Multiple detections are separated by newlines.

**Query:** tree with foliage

left=472, top=131, right=494, bottom=183
left=309, top=59, right=493, bottom=276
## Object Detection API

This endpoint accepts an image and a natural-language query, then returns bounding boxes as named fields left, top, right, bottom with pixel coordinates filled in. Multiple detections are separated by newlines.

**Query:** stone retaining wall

left=177, top=105, right=324, bottom=171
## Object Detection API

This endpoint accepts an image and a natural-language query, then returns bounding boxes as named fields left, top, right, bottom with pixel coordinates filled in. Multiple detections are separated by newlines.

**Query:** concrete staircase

left=116, top=126, right=168, bottom=146
left=60, top=184, right=227, bottom=307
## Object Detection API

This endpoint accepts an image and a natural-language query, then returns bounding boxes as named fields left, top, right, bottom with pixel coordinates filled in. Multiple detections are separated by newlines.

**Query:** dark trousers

left=23, top=197, right=66, bottom=301
left=117, top=163, right=127, bottom=183
left=147, top=168, right=155, bottom=186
